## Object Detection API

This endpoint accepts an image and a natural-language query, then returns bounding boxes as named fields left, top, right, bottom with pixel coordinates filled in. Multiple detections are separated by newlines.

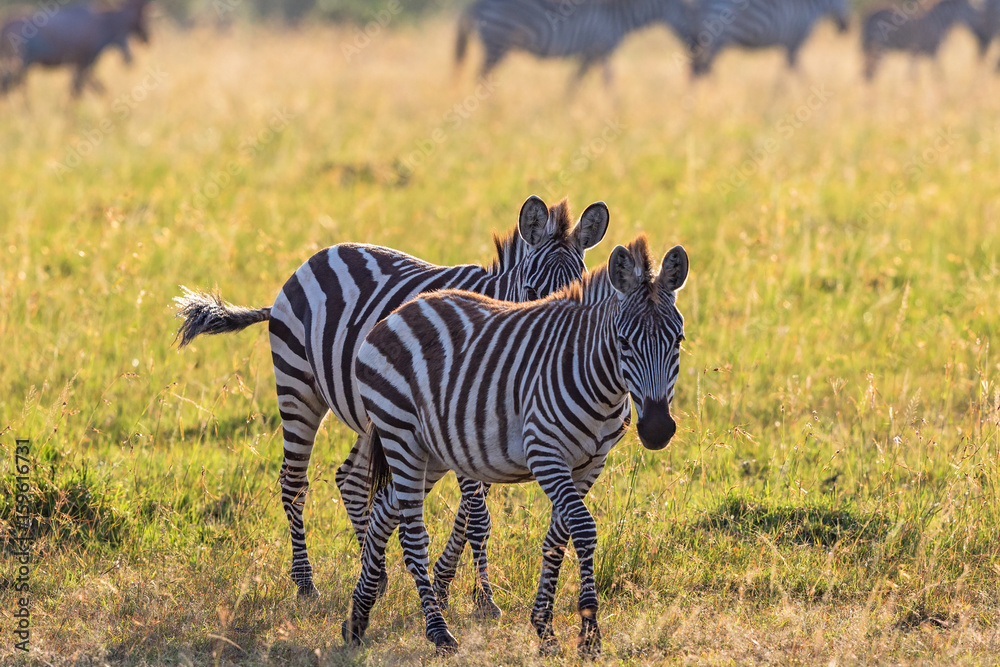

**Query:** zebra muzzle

left=636, top=399, right=675, bottom=451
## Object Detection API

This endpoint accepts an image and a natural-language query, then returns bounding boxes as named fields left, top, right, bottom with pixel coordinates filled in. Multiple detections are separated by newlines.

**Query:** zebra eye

left=525, top=286, right=538, bottom=300
left=618, top=338, right=631, bottom=352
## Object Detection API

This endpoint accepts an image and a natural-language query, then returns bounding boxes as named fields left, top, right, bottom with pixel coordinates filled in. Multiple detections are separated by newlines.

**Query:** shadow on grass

left=0, top=462, right=130, bottom=551
left=697, top=494, right=919, bottom=555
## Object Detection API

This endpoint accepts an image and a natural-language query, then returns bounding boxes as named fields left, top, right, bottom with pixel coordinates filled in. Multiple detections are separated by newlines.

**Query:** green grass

left=2, top=17, right=1000, bottom=665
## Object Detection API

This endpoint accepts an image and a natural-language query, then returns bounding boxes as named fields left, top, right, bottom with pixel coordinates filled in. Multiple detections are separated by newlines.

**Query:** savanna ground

left=1, top=12, right=999, bottom=666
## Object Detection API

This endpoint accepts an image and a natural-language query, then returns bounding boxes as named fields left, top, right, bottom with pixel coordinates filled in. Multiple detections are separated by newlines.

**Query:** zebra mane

left=487, top=199, right=574, bottom=275
left=553, top=235, right=653, bottom=305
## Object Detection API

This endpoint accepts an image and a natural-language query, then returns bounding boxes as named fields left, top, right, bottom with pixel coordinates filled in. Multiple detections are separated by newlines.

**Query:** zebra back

left=691, top=0, right=849, bottom=74
left=468, top=0, right=696, bottom=61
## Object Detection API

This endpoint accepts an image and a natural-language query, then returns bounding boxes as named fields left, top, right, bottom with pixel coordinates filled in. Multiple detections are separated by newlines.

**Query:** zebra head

left=607, top=238, right=688, bottom=452
left=513, top=195, right=610, bottom=301
left=826, top=0, right=850, bottom=33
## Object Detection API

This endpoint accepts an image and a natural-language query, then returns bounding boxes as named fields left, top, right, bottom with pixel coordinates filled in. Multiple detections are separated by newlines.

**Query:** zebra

left=455, top=0, right=696, bottom=85
left=862, top=0, right=984, bottom=80
left=689, top=0, right=850, bottom=76
left=174, top=195, right=611, bottom=610
left=346, top=236, right=688, bottom=656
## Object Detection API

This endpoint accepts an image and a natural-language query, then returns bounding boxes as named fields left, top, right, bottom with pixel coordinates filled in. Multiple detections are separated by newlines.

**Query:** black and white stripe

left=347, top=237, right=688, bottom=656
left=456, top=0, right=696, bottom=83
left=862, top=0, right=982, bottom=80
left=174, top=195, right=610, bottom=605
left=690, top=0, right=849, bottom=75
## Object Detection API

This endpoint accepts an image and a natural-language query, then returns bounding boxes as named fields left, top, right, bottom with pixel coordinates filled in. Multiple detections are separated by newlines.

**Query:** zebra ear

left=658, top=245, right=689, bottom=292
left=608, top=245, right=642, bottom=295
left=573, top=201, right=609, bottom=250
left=518, top=195, right=550, bottom=246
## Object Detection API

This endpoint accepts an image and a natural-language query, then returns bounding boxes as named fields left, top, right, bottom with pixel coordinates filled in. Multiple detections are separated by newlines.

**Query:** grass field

left=2, top=14, right=1000, bottom=665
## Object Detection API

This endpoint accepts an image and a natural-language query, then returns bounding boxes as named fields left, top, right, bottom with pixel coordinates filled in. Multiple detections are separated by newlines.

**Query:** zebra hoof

left=538, top=637, right=562, bottom=657
left=473, top=595, right=502, bottom=620
left=297, top=583, right=320, bottom=599
left=577, top=624, right=602, bottom=659
left=430, top=629, right=459, bottom=655
left=342, top=618, right=367, bottom=646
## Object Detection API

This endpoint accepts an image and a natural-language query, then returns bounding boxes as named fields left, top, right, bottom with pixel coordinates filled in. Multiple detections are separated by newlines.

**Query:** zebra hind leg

left=430, top=479, right=469, bottom=611
left=463, top=481, right=501, bottom=619
left=335, top=432, right=389, bottom=597
left=433, top=477, right=501, bottom=618
left=343, top=484, right=401, bottom=645
left=386, top=436, right=456, bottom=653
left=274, top=360, right=328, bottom=598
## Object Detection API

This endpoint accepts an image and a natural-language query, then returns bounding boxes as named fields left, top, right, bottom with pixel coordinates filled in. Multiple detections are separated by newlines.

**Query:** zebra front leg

left=343, top=484, right=400, bottom=645
left=274, top=362, right=328, bottom=597
left=531, top=511, right=572, bottom=656
left=530, top=457, right=602, bottom=658
left=335, top=432, right=388, bottom=597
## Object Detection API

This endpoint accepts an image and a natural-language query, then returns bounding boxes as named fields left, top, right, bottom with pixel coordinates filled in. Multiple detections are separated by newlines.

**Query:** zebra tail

left=455, top=9, right=473, bottom=67
left=173, top=286, right=270, bottom=347
left=366, top=422, right=393, bottom=509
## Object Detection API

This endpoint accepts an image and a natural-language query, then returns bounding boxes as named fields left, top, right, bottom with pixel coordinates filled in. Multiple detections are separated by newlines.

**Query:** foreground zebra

left=174, top=196, right=610, bottom=608
left=347, top=237, right=688, bottom=656
left=862, top=0, right=982, bottom=80
left=456, top=0, right=696, bottom=84
left=690, top=0, right=849, bottom=76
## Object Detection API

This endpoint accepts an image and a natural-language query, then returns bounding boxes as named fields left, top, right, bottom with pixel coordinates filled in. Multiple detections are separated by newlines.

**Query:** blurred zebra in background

left=689, top=0, right=850, bottom=75
left=862, top=0, right=984, bottom=80
left=456, top=0, right=696, bottom=86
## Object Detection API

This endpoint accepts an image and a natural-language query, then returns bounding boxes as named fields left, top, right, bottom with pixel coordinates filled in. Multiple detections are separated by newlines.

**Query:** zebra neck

left=577, top=299, right=631, bottom=409
left=483, top=271, right=518, bottom=300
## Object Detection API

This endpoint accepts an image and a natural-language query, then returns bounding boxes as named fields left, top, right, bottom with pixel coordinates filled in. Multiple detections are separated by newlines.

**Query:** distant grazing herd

left=0, top=0, right=997, bottom=96
left=458, top=0, right=1000, bottom=82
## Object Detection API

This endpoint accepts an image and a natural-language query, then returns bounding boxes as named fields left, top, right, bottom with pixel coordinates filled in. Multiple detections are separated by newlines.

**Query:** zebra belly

left=422, top=410, right=628, bottom=486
